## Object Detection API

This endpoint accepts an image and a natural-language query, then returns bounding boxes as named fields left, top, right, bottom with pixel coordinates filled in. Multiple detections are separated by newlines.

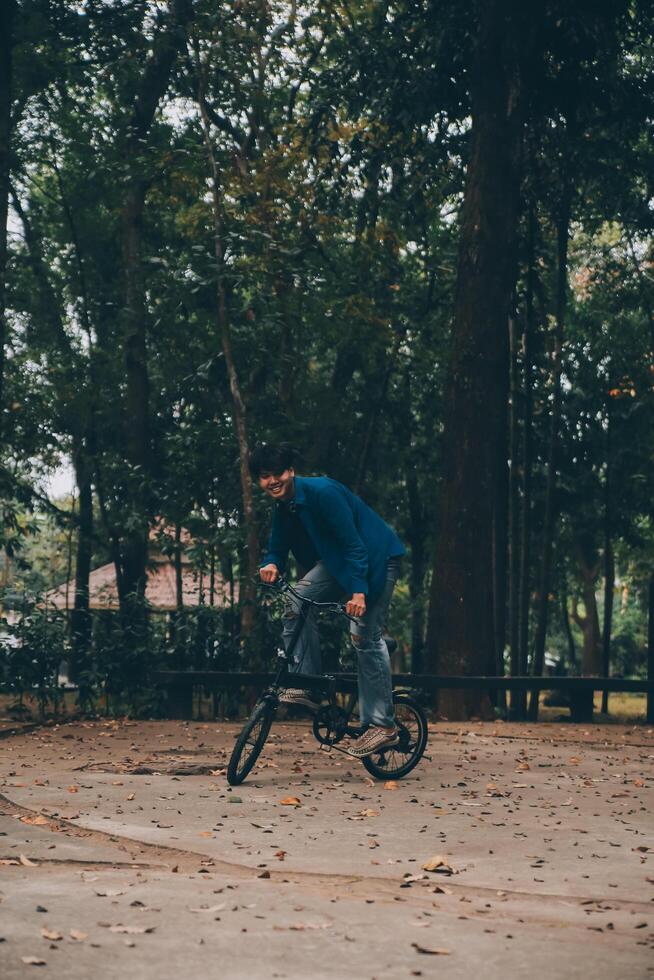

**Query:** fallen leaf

left=279, top=797, right=301, bottom=807
left=274, top=850, right=286, bottom=860
left=108, top=925, right=156, bottom=934
left=20, top=815, right=49, bottom=827
left=422, top=855, right=455, bottom=875
left=633, top=778, right=645, bottom=788
left=68, top=786, right=79, bottom=793
left=188, top=904, right=226, bottom=914
left=94, top=889, right=126, bottom=898
left=69, top=930, right=87, bottom=942
left=198, top=831, right=213, bottom=838
left=126, top=793, right=135, bottom=801
left=21, top=956, right=47, bottom=966
left=358, top=808, right=380, bottom=818
left=19, top=854, right=38, bottom=867
left=384, top=781, right=399, bottom=790
left=412, top=942, right=451, bottom=955
left=41, top=928, right=63, bottom=941
left=286, top=922, right=332, bottom=931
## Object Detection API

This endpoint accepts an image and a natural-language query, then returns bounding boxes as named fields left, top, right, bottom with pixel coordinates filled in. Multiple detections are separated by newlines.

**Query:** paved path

left=1, top=719, right=653, bottom=978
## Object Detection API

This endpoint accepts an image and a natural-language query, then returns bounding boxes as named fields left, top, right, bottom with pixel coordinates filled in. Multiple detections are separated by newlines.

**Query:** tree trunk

left=121, top=178, right=150, bottom=628
left=508, top=313, right=521, bottom=715
left=196, top=89, right=259, bottom=643
left=601, top=410, right=614, bottom=713
left=493, top=362, right=509, bottom=712
left=528, top=187, right=571, bottom=719
left=560, top=572, right=577, bottom=672
left=647, top=573, right=654, bottom=725
left=70, top=445, right=93, bottom=698
left=0, top=0, right=15, bottom=428
left=517, top=203, right=536, bottom=710
left=117, top=0, right=194, bottom=670
left=425, top=1, right=530, bottom=719
left=571, top=558, right=602, bottom=677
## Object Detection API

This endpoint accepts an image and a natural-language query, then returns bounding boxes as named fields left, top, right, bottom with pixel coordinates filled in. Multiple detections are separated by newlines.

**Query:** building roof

left=46, top=556, right=237, bottom=612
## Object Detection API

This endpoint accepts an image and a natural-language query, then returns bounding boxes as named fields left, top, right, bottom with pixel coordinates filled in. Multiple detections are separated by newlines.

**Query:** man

left=250, top=443, right=405, bottom=758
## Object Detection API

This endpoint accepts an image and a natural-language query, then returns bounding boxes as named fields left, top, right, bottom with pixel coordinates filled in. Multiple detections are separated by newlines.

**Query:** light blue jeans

left=282, top=558, right=400, bottom=728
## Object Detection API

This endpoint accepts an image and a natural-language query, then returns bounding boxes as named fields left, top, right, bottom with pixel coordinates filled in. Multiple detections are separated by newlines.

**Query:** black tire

left=227, top=700, right=275, bottom=786
left=361, top=694, right=428, bottom=780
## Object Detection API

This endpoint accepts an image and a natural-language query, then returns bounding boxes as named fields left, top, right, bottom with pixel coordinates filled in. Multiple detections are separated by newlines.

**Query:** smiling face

left=258, top=467, right=296, bottom=502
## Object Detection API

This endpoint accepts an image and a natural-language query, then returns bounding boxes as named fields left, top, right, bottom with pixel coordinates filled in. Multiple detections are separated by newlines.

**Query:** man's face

left=258, top=468, right=295, bottom=502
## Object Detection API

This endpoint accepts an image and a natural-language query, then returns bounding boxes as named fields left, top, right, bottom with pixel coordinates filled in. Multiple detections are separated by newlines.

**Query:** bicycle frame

left=258, top=578, right=367, bottom=741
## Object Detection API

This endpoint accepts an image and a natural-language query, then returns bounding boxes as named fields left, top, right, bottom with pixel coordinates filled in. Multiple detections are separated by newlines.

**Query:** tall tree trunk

left=493, top=366, right=509, bottom=712
left=571, top=556, right=602, bottom=676
left=508, top=312, right=522, bottom=715
left=117, top=0, right=194, bottom=670
left=601, top=408, right=614, bottom=712
left=518, top=203, right=536, bottom=705
left=70, top=445, right=93, bottom=699
left=0, top=0, right=15, bottom=429
left=647, top=573, right=654, bottom=725
left=196, top=87, right=259, bottom=642
left=425, top=1, right=531, bottom=719
left=560, top=572, right=577, bottom=672
left=120, top=178, right=150, bottom=632
left=528, top=187, right=571, bottom=719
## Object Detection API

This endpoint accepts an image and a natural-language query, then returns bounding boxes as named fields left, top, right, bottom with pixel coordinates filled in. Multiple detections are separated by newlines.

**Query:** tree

left=425, top=1, right=538, bottom=718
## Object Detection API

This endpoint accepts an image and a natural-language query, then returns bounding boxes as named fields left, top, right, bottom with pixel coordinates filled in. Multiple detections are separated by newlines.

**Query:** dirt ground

left=1, top=717, right=653, bottom=979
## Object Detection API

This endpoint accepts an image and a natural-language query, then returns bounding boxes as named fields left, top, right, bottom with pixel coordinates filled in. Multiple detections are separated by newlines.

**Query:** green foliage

left=0, top=0, right=652, bottom=706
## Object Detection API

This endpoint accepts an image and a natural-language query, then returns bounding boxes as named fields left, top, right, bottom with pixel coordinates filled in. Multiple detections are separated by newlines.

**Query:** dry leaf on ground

left=19, top=854, right=38, bottom=867
left=279, top=796, right=301, bottom=807
left=40, top=928, right=63, bottom=941
left=412, top=942, right=451, bottom=956
left=69, top=930, right=87, bottom=942
left=422, top=855, right=455, bottom=875
left=20, top=815, right=49, bottom=826
left=108, top=924, right=156, bottom=934
left=21, top=956, right=47, bottom=966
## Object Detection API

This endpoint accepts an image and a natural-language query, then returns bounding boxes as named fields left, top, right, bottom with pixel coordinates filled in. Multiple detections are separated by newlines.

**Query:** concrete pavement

left=1, top=718, right=652, bottom=978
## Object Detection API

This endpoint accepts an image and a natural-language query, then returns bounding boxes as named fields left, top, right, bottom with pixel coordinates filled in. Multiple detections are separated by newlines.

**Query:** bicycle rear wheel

left=361, top=694, right=428, bottom=780
left=227, top=700, right=275, bottom=786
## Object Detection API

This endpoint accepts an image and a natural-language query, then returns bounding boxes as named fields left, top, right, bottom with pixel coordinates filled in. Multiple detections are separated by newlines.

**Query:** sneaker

left=278, top=688, right=321, bottom=712
left=345, top=725, right=399, bottom=758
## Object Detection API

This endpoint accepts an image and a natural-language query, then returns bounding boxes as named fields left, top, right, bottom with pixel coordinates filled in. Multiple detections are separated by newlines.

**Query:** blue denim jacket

left=261, top=476, right=405, bottom=600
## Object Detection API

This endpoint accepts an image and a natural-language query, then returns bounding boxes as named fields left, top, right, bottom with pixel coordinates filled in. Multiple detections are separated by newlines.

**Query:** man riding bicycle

left=250, top=443, right=405, bottom=758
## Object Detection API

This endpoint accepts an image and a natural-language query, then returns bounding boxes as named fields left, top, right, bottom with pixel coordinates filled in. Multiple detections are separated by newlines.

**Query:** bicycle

left=226, top=577, right=428, bottom=786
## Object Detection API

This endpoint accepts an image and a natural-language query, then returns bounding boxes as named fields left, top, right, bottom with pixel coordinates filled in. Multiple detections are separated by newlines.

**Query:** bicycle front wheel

left=227, top=700, right=275, bottom=786
left=362, top=694, right=428, bottom=780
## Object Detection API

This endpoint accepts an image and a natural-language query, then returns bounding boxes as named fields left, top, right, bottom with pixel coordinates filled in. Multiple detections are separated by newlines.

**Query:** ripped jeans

left=281, top=558, right=400, bottom=728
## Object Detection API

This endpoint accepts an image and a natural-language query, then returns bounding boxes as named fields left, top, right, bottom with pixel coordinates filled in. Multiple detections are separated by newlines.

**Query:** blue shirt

left=261, top=476, right=405, bottom=600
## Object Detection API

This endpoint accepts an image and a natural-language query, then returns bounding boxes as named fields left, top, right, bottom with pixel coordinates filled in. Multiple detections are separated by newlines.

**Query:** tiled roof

left=46, top=558, right=237, bottom=612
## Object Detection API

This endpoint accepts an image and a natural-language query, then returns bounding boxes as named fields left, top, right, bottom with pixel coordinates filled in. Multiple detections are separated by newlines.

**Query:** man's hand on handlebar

left=345, top=593, right=366, bottom=618
left=259, top=563, right=279, bottom=584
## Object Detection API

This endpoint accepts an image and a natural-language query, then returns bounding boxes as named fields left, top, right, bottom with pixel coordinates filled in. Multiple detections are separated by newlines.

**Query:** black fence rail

left=152, top=671, right=654, bottom=723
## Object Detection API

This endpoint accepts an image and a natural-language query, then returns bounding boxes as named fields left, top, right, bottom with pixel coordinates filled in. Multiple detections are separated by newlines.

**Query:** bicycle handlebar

left=260, top=573, right=358, bottom=622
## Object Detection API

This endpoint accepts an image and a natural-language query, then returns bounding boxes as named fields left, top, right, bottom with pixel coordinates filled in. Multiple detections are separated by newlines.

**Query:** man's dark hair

left=249, top=443, right=298, bottom=479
